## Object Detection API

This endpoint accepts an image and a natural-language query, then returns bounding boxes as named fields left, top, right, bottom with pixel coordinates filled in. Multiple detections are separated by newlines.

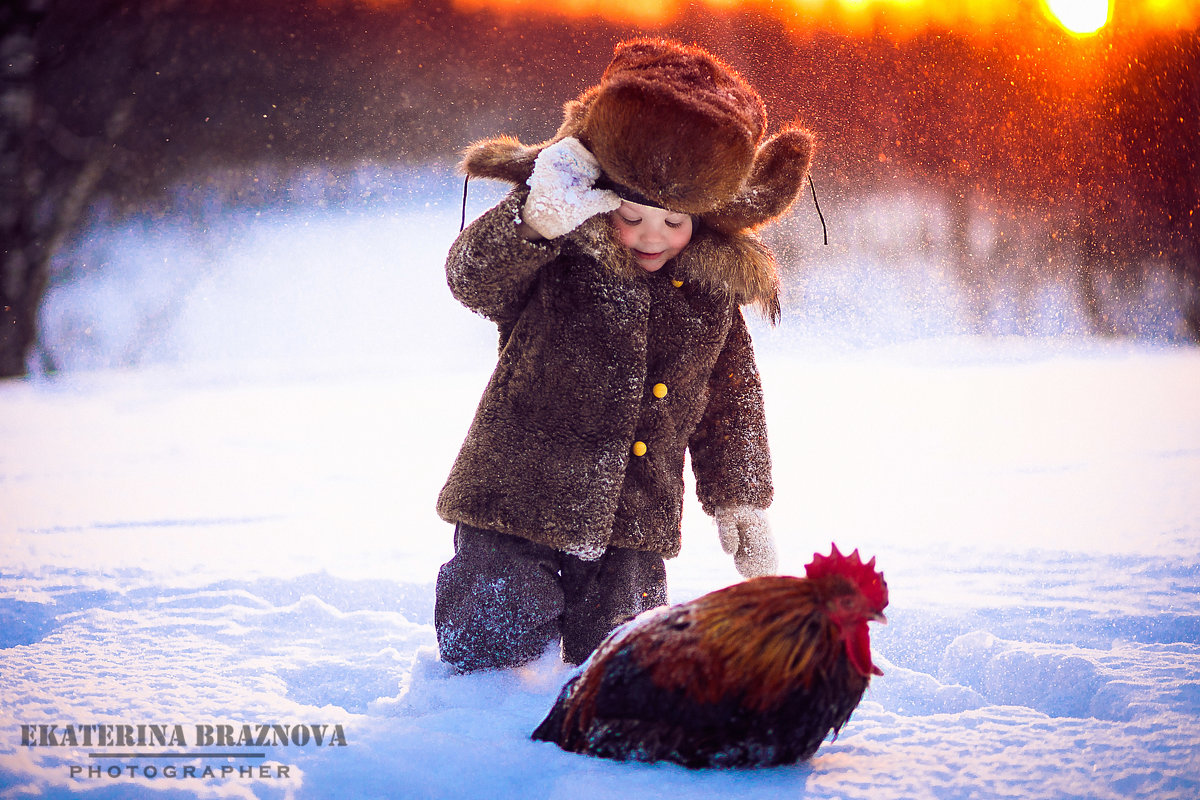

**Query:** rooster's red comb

left=805, top=543, right=888, bottom=612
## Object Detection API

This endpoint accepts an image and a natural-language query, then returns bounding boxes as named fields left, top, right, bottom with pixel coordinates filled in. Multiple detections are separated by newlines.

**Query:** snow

left=2, top=174, right=1199, bottom=798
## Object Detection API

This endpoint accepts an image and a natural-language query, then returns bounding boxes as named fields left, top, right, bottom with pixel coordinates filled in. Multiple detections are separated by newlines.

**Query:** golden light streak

left=448, top=0, right=1200, bottom=37
left=452, top=0, right=678, bottom=25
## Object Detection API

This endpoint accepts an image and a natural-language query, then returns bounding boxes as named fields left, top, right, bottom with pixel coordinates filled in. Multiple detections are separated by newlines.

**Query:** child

left=434, top=38, right=814, bottom=672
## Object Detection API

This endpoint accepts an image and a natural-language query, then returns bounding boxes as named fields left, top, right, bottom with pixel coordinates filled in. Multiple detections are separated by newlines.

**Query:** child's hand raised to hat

left=520, top=137, right=621, bottom=240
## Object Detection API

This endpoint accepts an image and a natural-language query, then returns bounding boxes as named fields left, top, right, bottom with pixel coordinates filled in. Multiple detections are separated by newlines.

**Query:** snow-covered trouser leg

left=433, top=523, right=667, bottom=671
left=558, top=546, right=666, bottom=665
left=435, top=524, right=563, bottom=672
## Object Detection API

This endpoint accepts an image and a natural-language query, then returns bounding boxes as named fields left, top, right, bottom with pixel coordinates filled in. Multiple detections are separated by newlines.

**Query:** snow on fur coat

left=435, top=188, right=774, bottom=560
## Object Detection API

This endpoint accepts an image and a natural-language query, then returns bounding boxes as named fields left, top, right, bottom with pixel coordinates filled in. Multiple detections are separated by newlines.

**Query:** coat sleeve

left=688, top=308, right=774, bottom=515
left=446, top=188, right=562, bottom=324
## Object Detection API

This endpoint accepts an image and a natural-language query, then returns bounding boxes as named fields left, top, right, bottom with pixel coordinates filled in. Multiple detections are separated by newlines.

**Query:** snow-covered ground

left=2, top=179, right=1198, bottom=798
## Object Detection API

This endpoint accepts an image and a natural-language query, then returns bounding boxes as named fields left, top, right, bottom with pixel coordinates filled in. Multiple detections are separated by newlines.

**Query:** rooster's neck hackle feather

left=659, top=577, right=846, bottom=712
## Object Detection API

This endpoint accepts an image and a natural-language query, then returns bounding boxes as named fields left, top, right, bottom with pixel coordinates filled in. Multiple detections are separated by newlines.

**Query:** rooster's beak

left=871, top=612, right=887, bottom=624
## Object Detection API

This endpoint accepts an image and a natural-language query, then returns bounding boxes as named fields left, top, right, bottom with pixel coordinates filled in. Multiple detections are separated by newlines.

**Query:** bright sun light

left=1044, top=0, right=1111, bottom=34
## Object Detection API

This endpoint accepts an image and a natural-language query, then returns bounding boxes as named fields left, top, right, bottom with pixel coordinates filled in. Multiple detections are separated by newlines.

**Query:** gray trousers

left=434, top=523, right=668, bottom=671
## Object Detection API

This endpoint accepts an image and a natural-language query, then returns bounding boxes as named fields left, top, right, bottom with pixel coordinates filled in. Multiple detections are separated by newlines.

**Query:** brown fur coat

left=436, top=190, right=774, bottom=559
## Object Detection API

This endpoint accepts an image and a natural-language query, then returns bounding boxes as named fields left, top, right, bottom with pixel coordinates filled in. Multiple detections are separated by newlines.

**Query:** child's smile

left=611, top=200, right=694, bottom=273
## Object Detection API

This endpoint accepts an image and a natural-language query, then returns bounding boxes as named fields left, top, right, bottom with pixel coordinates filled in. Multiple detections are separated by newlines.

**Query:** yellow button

left=632, top=441, right=647, bottom=457
left=671, top=279, right=684, bottom=288
left=652, top=383, right=668, bottom=399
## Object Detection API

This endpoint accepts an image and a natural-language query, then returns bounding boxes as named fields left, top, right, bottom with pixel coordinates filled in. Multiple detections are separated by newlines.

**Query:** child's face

left=611, top=201, right=694, bottom=273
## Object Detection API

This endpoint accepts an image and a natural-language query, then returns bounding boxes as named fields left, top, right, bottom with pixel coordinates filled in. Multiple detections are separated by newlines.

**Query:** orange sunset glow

left=412, top=0, right=1198, bottom=263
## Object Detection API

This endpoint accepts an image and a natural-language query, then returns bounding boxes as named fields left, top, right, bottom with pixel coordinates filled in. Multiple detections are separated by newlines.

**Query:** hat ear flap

left=555, top=91, right=597, bottom=140
left=460, top=91, right=599, bottom=185
left=701, top=125, right=815, bottom=234
left=460, top=135, right=540, bottom=184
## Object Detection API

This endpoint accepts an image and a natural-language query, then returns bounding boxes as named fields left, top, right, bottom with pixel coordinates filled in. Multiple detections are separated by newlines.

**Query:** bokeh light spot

left=1045, top=0, right=1111, bottom=35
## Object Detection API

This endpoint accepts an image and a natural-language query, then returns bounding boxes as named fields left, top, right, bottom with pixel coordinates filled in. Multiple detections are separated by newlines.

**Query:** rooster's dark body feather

left=532, top=556, right=887, bottom=769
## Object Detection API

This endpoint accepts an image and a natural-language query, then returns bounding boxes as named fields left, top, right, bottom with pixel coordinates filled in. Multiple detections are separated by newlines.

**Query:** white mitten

left=714, top=505, right=778, bottom=579
left=522, top=137, right=621, bottom=239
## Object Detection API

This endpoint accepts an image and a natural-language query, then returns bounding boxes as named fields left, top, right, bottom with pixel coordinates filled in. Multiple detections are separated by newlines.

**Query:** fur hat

left=580, top=38, right=767, bottom=214
left=462, top=37, right=814, bottom=236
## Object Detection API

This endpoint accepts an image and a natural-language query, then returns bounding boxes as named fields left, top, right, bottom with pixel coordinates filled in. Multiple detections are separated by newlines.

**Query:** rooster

left=531, top=544, right=888, bottom=768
